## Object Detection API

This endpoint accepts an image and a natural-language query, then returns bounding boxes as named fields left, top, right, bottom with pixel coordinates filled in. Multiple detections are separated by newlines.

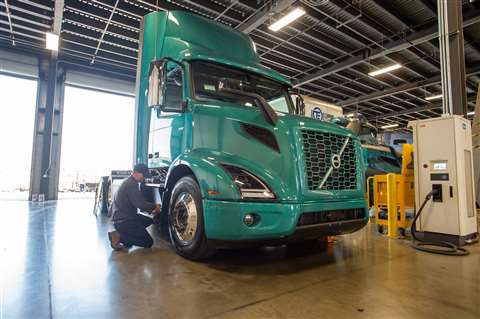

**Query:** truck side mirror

left=147, top=60, right=166, bottom=108
left=161, top=60, right=185, bottom=113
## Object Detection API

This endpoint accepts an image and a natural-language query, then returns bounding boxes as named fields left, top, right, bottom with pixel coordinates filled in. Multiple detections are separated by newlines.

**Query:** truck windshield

left=191, top=61, right=293, bottom=114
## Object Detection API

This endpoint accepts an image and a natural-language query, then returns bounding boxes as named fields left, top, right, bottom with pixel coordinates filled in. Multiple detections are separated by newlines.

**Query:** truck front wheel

left=168, top=175, right=215, bottom=260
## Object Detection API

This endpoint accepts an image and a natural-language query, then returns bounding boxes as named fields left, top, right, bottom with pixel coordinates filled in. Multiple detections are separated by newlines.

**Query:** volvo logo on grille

left=331, top=154, right=342, bottom=169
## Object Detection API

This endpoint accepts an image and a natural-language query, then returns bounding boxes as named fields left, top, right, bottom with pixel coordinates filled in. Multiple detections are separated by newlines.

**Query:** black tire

left=106, top=181, right=113, bottom=216
left=95, top=178, right=109, bottom=215
left=93, top=187, right=100, bottom=216
left=168, top=175, right=215, bottom=260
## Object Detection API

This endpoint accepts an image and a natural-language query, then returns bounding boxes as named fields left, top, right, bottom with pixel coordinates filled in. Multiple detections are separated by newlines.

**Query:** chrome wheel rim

left=172, top=192, right=198, bottom=243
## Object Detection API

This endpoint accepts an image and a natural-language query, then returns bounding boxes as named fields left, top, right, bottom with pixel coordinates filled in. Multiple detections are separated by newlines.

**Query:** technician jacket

left=111, top=176, right=156, bottom=224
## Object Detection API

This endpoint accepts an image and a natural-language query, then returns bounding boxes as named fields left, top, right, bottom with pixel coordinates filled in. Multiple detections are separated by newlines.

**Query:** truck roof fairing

left=141, top=10, right=291, bottom=87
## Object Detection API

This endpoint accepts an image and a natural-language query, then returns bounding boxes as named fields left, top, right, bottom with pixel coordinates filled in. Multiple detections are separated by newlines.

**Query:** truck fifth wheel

left=133, top=10, right=367, bottom=260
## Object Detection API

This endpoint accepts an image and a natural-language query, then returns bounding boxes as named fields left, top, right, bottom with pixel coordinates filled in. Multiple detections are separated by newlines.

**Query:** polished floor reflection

left=1, top=198, right=479, bottom=318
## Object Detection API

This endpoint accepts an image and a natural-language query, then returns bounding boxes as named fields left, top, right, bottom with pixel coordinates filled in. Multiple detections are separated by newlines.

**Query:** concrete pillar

left=29, top=57, right=65, bottom=201
left=437, top=0, right=468, bottom=116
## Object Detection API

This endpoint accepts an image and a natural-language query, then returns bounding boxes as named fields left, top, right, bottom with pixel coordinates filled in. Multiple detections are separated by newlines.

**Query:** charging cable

left=410, top=190, right=470, bottom=256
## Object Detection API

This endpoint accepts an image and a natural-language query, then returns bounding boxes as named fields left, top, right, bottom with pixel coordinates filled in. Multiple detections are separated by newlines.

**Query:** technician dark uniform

left=111, top=176, right=157, bottom=248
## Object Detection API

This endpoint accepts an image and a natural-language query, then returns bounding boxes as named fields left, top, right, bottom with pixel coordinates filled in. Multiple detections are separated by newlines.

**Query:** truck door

left=148, top=61, right=185, bottom=171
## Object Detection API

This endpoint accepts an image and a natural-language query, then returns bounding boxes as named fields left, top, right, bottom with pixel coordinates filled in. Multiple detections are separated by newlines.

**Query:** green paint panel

left=203, top=199, right=367, bottom=240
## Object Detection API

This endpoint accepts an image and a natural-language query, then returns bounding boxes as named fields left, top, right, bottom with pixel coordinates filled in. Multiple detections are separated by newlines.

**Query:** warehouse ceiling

left=1, top=0, right=480, bottom=128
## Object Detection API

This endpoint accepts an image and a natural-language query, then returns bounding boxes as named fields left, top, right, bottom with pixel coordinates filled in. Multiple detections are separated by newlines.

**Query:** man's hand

left=152, top=204, right=161, bottom=216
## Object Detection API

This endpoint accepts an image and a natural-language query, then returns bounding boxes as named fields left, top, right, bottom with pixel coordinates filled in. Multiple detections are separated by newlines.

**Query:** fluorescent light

left=268, top=8, right=306, bottom=32
left=467, top=111, right=475, bottom=116
left=381, top=123, right=399, bottom=129
left=425, top=94, right=443, bottom=101
left=46, top=32, right=59, bottom=51
left=368, top=64, right=402, bottom=77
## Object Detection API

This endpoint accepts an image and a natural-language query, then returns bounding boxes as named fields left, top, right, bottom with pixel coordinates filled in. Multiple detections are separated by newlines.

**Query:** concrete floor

left=1, top=198, right=479, bottom=319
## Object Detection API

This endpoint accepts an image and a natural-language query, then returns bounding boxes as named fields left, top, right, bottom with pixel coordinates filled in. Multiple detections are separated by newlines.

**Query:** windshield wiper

left=218, top=87, right=278, bottom=126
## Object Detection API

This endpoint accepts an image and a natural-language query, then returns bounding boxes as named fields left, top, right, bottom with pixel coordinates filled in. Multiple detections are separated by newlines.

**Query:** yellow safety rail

left=370, top=144, right=415, bottom=238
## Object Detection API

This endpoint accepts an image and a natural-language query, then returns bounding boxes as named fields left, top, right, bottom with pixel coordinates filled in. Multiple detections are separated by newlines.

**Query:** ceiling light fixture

left=268, top=8, right=306, bottom=32
left=46, top=32, right=59, bottom=51
left=425, top=94, right=443, bottom=101
left=381, top=123, right=399, bottom=129
left=368, top=64, right=402, bottom=77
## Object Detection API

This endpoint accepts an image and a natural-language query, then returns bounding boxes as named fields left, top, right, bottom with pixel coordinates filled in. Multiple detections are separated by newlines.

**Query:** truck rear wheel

left=94, top=177, right=109, bottom=215
left=106, top=181, right=113, bottom=216
left=168, top=175, right=215, bottom=260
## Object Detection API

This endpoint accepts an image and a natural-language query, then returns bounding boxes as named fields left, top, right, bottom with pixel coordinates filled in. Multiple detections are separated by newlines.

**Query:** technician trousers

left=114, top=216, right=154, bottom=248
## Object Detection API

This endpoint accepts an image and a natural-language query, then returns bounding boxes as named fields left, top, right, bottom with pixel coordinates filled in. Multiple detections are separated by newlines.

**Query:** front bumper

left=203, top=198, right=368, bottom=243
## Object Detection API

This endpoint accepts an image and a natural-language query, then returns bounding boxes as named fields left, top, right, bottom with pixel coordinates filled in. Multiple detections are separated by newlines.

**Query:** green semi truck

left=107, top=10, right=368, bottom=259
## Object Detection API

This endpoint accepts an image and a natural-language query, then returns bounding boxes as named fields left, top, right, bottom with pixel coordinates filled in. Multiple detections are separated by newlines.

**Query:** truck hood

left=191, top=101, right=365, bottom=202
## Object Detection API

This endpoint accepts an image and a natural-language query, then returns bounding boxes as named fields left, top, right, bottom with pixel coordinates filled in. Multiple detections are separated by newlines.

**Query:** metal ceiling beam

left=0, top=18, right=47, bottom=35
left=17, top=0, right=52, bottom=11
left=0, top=2, right=52, bottom=20
left=419, top=0, right=437, bottom=13
left=63, top=19, right=138, bottom=44
left=419, top=0, right=480, bottom=64
left=248, top=2, right=433, bottom=103
left=91, top=0, right=141, bottom=20
left=4, top=0, right=15, bottom=45
left=190, top=0, right=426, bottom=103
left=294, top=7, right=480, bottom=87
left=236, top=0, right=297, bottom=34
left=215, top=0, right=239, bottom=21
left=369, top=0, right=440, bottom=69
left=338, top=63, right=480, bottom=107
left=64, top=5, right=138, bottom=33
left=372, top=95, right=477, bottom=120
left=0, top=11, right=51, bottom=28
left=91, top=0, right=119, bottom=64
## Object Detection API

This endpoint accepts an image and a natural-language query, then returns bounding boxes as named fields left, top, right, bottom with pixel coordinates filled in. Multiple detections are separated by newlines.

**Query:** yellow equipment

left=368, top=144, right=415, bottom=237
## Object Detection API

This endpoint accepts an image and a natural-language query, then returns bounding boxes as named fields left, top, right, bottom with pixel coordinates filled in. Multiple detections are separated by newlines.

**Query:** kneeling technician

left=108, top=163, right=161, bottom=250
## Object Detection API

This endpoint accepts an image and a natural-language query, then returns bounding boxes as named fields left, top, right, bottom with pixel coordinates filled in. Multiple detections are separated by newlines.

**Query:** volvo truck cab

left=132, top=11, right=367, bottom=259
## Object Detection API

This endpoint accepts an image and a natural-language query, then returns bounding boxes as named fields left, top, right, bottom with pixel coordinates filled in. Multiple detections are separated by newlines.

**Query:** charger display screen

left=432, top=162, right=447, bottom=171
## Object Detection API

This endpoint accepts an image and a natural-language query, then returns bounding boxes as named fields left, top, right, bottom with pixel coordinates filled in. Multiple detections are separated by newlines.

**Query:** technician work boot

left=108, top=231, right=124, bottom=251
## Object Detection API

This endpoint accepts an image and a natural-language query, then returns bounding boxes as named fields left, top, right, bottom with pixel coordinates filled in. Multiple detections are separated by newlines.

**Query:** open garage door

left=0, top=75, right=37, bottom=200
left=59, top=86, right=134, bottom=199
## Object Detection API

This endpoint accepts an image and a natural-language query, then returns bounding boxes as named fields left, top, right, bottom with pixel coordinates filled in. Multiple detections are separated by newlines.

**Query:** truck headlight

left=221, top=164, right=276, bottom=200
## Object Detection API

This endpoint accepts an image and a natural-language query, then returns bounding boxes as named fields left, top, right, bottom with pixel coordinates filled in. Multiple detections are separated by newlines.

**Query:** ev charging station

left=409, top=115, right=478, bottom=246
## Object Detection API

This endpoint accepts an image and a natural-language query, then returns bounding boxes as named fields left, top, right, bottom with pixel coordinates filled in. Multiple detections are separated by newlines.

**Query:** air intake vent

left=241, top=123, right=280, bottom=153
left=297, top=209, right=365, bottom=227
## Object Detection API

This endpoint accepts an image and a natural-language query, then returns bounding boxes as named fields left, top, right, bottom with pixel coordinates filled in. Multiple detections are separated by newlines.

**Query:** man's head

left=132, top=163, right=150, bottom=182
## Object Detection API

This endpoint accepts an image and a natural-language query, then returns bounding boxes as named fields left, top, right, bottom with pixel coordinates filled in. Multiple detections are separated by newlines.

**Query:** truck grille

left=301, top=130, right=357, bottom=191
left=297, top=208, right=365, bottom=227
